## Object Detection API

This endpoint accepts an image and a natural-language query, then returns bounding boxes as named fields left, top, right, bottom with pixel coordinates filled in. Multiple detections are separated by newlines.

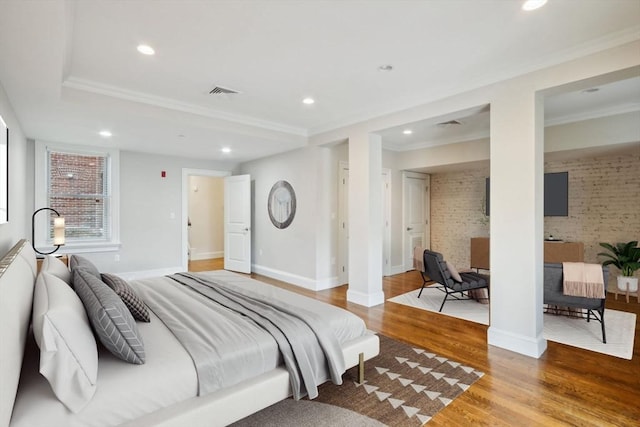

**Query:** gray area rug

left=232, top=399, right=385, bottom=426
left=232, top=335, right=484, bottom=426
left=388, top=285, right=636, bottom=359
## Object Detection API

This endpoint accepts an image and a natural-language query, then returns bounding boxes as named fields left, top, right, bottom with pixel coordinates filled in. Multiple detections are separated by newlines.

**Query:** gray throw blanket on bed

left=166, top=272, right=345, bottom=400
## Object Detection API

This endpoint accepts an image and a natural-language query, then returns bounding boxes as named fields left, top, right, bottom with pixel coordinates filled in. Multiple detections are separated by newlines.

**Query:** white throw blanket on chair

left=562, top=262, right=605, bottom=299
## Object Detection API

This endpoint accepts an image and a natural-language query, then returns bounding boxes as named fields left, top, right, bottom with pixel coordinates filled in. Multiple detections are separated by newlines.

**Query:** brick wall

left=49, top=152, right=106, bottom=238
left=430, top=168, right=489, bottom=269
left=430, top=151, right=640, bottom=277
left=544, top=153, right=640, bottom=267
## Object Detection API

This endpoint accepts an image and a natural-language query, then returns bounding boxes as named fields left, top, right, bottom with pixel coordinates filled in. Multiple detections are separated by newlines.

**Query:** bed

left=0, top=240, right=379, bottom=427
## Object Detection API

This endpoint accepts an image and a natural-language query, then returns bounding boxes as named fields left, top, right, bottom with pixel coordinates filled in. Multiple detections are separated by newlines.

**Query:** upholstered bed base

left=121, top=333, right=379, bottom=427
left=0, top=240, right=380, bottom=427
left=0, top=240, right=37, bottom=427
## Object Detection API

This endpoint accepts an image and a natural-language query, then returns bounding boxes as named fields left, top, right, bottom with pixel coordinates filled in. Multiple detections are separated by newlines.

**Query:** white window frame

left=35, top=141, right=121, bottom=253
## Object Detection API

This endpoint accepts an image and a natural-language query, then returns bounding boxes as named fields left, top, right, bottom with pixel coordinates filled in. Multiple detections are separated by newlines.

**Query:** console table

left=470, top=237, right=584, bottom=270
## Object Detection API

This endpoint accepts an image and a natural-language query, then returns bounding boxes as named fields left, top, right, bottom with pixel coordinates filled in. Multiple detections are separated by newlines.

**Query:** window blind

left=47, top=150, right=111, bottom=242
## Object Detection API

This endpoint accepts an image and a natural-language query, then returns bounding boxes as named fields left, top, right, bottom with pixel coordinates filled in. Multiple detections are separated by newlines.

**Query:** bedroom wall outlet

left=114, top=254, right=120, bottom=262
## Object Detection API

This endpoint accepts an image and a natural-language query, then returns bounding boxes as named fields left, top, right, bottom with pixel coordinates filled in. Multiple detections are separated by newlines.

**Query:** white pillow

left=41, top=255, right=71, bottom=285
left=32, top=272, right=98, bottom=412
left=445, top=260, right=463, bottom=282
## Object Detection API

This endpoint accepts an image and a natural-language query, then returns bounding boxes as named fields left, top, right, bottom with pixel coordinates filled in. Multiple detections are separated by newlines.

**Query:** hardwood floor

left=189, top=258, right=640, bottom=426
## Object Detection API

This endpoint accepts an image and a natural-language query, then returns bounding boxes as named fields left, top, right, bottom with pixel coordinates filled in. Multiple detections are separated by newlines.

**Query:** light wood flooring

left=189, top=258, right=640, bottom=426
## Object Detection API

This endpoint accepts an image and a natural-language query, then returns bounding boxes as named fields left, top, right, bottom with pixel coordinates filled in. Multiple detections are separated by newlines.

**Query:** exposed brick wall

left=430, top=151, right=640, bottom=279
left=430, top=168, right=489, bottom=269
left=544, top=153, right=640, bottom=268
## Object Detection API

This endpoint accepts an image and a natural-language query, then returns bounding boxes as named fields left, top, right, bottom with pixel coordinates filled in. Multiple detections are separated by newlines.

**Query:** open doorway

left=181, top=168, right=231, bottom=271
left=188, top=175, right=224, bottom=261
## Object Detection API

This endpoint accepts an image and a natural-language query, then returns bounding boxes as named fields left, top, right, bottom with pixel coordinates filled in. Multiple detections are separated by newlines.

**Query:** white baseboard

left=346, top=289, right=385, bottom=307
left=390, top=264, right=407, bottom=276
left=117, top=266, right=183, bottom=281
left=251, top=264, right=340, bottom=291
left=190, top=251, right=223, bottom=261
left=487, top=326, right=547, bottom=359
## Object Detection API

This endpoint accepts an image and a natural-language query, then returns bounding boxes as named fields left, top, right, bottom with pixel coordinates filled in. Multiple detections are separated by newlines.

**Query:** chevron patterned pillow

left=73, top=269, right=145, bottom=364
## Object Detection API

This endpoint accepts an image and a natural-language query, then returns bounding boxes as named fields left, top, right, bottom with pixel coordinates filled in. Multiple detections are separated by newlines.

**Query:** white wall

left=0, top=81, right=29, bottom=255
left=240, top=145, right=339, bottom=289
left=237, top=109, right=639, bottom=290
left=308, top=40, right=640, bottom=357
left=73, top=151, right=235, bottom=275
left=188, top=175, right=224, bottom=260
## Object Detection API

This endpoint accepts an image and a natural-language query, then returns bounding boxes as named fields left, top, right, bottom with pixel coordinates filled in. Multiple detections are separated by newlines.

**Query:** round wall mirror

left=267, top=180, right=296, bottom=229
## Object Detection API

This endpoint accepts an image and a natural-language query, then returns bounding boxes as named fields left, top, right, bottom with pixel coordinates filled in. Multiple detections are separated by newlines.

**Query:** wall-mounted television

left=485, top=172, right=568, bottom=217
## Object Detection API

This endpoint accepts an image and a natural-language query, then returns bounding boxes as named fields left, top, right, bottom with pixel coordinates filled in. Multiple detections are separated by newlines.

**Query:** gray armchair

left=544, top=263, right=609, bottom=343
left=421, top=249, right=490, bottom=312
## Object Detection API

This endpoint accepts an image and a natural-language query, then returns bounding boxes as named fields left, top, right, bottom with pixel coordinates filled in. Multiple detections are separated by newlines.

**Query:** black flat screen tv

left=485, top=172, right=568, bottom=217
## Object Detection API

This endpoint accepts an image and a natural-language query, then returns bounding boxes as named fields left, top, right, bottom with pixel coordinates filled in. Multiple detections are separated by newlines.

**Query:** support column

left=487, top=85, right=547, bottom=358
left=346, top=132, right=384, bottom=307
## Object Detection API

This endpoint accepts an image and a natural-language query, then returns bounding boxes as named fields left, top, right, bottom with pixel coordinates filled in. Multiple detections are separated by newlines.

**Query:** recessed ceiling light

left=137, top=44, right=155, bottom=55
left=522, top=0, right=547, bottom=11
left=302, top=97, right=315, bottom=105
left=99, top=130, right=112, bottom=137
left=378, top=64, right=393, bottom=72
left=403, top=129, right=413, bottom=135
left=221, top=147, right=231, bottom=153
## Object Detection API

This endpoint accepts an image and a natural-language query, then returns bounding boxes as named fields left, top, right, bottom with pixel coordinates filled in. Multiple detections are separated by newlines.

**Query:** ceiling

left=0, top=0, right=639, bottom=164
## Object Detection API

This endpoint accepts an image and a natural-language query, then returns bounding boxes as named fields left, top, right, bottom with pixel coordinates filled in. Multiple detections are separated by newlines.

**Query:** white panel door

left=403, top=173, right=428, bottom=271
left=224, top=175, right=251, bottom=273
left=338, top=166, right=349, bottom=285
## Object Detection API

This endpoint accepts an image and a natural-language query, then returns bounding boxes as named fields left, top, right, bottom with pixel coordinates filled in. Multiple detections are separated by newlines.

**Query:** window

left=35, top=142, right=120, bottom=252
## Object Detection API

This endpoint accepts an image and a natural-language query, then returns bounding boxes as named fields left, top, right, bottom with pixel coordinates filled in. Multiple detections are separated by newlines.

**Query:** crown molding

left=62, top=76, right=308, bottom=137
left=383, top=131, right=489, bottom=152
left=310, top=27, right=640, bottom=138
left=544, top=103, right=640, bottom=127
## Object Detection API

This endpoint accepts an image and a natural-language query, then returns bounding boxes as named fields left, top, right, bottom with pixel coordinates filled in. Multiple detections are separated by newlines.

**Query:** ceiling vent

left=209, top=86, right=241, bottom=95
left=437, top=119, right=462, bottom=127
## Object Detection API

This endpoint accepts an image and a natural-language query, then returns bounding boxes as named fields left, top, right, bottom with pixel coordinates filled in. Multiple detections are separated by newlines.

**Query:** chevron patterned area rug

left=388, top=285, right=636, bottom=360
left=232, top=335, right=484, bottom=426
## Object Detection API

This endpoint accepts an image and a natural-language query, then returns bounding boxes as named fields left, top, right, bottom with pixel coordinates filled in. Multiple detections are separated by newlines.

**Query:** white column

left=487, top=85, right=547, bottom=358
left=346, top=132, right=384, bottom=306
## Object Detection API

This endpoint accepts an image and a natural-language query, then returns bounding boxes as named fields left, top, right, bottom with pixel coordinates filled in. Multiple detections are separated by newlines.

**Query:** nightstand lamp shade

left=53, top=217, right=65, bottom=246
left=32, top=207, right=66, bottom=256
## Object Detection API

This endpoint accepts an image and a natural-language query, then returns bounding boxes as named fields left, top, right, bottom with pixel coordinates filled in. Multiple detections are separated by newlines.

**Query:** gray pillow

left=101, top=273, right=150, bottom=322
left=445, top=260, right=463, bottom=282
left=73, top=269, right=145, bottom=364
left=69, top=255, right=101, bottom=278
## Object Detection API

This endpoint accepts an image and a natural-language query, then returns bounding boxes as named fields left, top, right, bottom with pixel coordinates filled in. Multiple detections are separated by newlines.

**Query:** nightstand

left=36, top=255, right=68, bottom=273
